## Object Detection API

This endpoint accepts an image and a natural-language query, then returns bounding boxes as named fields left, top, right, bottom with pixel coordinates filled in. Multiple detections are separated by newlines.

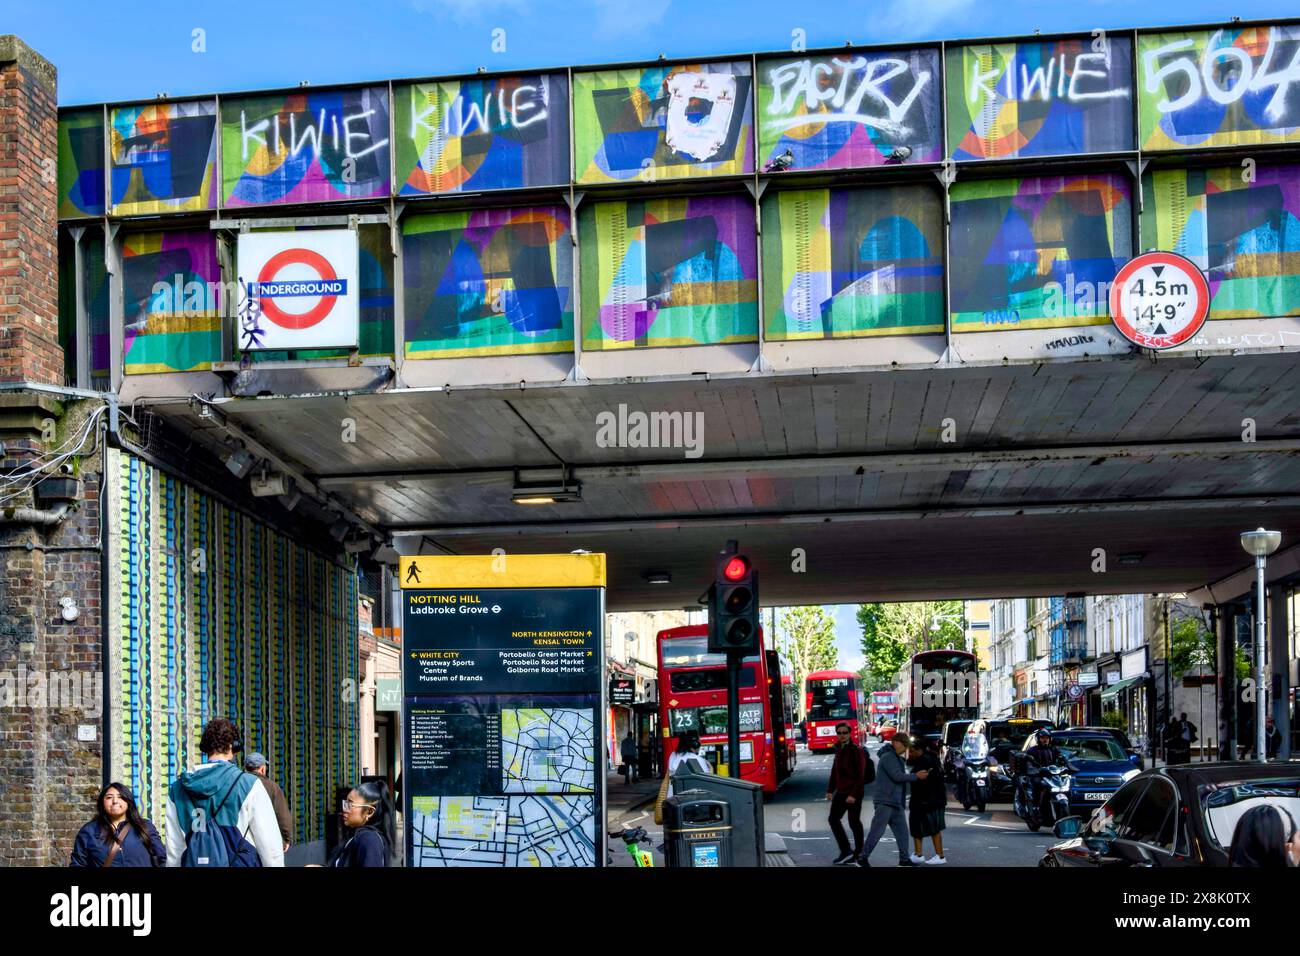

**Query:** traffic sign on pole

left=1108, top=251, right=1210, bottom=350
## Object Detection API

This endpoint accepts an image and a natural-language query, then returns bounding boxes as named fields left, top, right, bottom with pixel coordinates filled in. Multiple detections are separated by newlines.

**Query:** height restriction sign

left=1108, top=251, right=1210, bottom=350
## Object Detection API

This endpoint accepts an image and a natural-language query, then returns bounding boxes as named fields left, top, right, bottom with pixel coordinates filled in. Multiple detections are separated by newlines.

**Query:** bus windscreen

left=808, top=678, right=855, bottom=720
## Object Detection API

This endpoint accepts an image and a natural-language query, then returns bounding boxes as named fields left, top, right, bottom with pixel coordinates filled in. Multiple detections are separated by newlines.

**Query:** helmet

left=1035, top=729, right=1052, bottom=742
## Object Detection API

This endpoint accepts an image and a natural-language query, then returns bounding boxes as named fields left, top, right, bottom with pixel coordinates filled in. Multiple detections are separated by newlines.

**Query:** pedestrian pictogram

left=1108, top=251, right=1210, bottom=350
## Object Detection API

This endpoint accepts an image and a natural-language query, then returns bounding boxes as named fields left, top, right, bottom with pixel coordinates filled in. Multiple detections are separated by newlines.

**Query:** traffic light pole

left=726, top=649, right=742, bottom=781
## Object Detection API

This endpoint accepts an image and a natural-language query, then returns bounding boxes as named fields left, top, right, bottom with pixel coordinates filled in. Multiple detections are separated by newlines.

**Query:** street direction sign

left=1108, top=251, right=1210, bottom=350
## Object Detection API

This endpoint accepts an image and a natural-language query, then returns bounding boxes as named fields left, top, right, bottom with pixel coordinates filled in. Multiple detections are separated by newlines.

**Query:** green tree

left=1169, top=612, right=1250, bottom=681
left=857, top=600, right=965, bottom=689
left=777, top=605, right=838, bottom=695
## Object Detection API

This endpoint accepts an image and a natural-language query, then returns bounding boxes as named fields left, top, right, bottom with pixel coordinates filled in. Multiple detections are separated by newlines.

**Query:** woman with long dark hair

left=69, top=782, right=165, bottom=867
left=1229, top=804, right=1300, bottom=867
left=328, top=779, right=395, bottom=867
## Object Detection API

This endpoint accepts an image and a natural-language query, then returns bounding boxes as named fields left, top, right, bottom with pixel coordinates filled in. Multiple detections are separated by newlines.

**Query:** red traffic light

left=722, top=556, right=749, bottom=581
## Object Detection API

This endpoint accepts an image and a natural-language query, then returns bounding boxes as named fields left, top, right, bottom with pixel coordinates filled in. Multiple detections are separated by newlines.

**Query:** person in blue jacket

left=328, top=779, right=395, bottom=867
left=69, top=782, right=165, bottom=867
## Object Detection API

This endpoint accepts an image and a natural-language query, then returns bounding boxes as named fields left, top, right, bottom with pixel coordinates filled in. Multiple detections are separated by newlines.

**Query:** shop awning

left=1101, top=676, right=1144, bottom=701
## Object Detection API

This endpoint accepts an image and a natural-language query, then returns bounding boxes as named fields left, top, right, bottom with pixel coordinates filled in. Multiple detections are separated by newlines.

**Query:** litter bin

left=663, top=792, right=731, bottom=868
left=670, top=770, right=764, bottom=866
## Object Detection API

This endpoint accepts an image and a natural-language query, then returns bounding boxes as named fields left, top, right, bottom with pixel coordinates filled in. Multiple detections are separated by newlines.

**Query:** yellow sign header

left=399, top=553, right=606, bottom=589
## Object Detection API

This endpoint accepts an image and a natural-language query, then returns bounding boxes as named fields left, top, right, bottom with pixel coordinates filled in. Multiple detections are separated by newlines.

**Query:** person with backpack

left=69, top=782, right=165, bottom=867
left=825, top=723, right=873, bottom=865
left=328, top=779, right=396, bottom=867
left=164, top=717, right=284, bottom=867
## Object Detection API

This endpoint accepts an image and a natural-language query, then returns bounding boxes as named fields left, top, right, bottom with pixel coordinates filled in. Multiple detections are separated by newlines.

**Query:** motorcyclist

left=1024, top=729, right=1065, bottom=769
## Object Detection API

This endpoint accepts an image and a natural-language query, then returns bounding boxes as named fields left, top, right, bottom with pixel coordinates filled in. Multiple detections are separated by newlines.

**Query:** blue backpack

left=181, top=772, right=260, bottom=867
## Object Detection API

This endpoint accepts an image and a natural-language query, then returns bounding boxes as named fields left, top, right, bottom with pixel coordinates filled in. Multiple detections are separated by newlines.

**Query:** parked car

left=1040, top=762, right=1300, bottom=867
left=1020, top=730, right=1140, bottom=817
left=1065, top=725, right=1144, bottom=769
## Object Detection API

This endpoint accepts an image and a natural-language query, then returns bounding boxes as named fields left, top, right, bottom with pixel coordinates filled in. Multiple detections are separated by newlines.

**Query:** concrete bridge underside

left=148, top=350, right=1300, bottom=610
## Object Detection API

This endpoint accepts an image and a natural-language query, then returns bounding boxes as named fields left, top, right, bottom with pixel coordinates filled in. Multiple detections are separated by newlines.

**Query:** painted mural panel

left=1141, top=164, right=1300, bottom=319
left=947, top=35, right=1134, bottom=160
left=1139, top=25, right=1300, bottom=150
left=949, top=174, right=1133, bottom=331
left=761, top=184, right=944, bottom=339
left=84, top=231, right=112, bottom=387
left=122, top=230, right=222, bottom=373
left=574, top=62, right=754, bottom=183
left=58, top=109, right=105, bottom=218
left=403, top=206, right=573, bottom=358
left=221, top=87, right=391, bottom=206
left=110, top=101, right=218, bottom=215
left=580, top=195, right=757, bottom=349
left=757, top=47, right=941, bottom=171
left=395, top=74, right=569, bottom=194
left=107, top=447, right=360, bottom=845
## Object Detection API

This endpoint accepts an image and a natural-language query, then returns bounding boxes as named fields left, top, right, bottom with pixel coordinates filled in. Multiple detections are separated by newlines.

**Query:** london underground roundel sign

left=236, top=229, right=359, bottom=351
left=1108, top=251, right=1210, bottom=350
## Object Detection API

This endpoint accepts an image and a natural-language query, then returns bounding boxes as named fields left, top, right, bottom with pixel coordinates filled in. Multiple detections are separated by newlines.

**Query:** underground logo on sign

left=250, top=248, right=349, bottom=329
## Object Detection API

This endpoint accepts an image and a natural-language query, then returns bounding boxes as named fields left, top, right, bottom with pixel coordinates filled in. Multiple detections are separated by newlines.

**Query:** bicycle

left=607, top=826, right=655, bottom=867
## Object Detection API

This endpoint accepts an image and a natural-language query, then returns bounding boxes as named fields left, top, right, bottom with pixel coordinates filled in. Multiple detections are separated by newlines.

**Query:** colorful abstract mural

left=579, top=195, right=757, bottom=349
left=949, top=174, right=1133, bottom=330
left=574, top=62, right=754, bottom=183
left=110, top=101, right=218, bottom=215
left=1140, top=164, right=1300, bottom=319
left=758, top=48, right=942, bottom=171
left=395, top=74, right=569, bottom=194
left=403, top=206, right=573, bottom=358
left=122, top=230, right=222, bottom=374
left=1139, top=26, right=1300, bottom=150
left=84, top=231, right=112, bottom=387
left=947, top=36, right=1135, bottom=159
left=58, top=109, right=105, bottom=218
left=222, top=87, right=391, bottom=206
left=761, top=184, right=944, bottom=339
left=107, top=447, right=360, bottom=846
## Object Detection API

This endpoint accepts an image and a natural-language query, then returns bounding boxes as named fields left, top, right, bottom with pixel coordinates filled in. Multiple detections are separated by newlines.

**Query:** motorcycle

left=1014, top=761, right=1071, bottom=831
left=953, top=752, right=990, bottom=812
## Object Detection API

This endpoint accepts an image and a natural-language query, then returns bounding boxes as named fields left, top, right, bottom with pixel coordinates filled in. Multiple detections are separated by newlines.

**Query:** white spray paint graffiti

left=765, top=56, right=931, bottom=136
left=967, top=51, right=1127, bottom=104
left=1143, top=27, right=1300, bottom=123
left=239, top=106, right=389, bottom=162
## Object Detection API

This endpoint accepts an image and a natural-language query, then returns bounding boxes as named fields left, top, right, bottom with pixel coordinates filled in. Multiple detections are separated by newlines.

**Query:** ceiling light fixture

left=512, top=469, right=582, bottom=505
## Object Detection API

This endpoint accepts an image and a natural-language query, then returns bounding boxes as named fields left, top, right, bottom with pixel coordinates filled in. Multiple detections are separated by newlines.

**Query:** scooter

left=954, top=752, right=990, bottom=812
left=1014, top=761, right=1071, bottom=831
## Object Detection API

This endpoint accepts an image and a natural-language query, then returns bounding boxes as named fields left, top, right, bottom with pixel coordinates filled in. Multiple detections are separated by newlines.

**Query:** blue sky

left=6, top=0, right=1296, bottom=105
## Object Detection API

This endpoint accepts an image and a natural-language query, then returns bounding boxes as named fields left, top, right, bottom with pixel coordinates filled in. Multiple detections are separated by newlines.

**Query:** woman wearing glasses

left=328, top=780, right=396, bottom=867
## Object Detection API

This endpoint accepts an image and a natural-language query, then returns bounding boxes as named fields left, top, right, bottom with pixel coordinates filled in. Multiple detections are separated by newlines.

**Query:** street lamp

left=1240, top=528, right=1281, bottom=764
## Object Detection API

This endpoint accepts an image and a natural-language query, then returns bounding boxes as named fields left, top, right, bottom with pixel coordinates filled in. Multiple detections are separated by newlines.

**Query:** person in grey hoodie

left=165, top=718, right=284, bottom=867
left=857, top=731, right=929, bottom=867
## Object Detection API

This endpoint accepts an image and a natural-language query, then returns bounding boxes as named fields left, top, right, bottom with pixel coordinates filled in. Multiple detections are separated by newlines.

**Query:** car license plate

left=1083, top=792, right=1110, bottom=802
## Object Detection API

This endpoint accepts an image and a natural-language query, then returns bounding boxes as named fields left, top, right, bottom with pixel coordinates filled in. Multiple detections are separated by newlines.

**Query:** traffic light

left=707, top=545, right=760, bottom=654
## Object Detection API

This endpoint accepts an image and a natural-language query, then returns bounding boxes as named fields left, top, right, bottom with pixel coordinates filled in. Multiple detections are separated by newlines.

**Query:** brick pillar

left=0, top=36, right=61, bottom=386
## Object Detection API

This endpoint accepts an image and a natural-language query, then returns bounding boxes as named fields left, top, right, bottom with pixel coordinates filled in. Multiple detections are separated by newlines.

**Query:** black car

left=1040, top=762, right=1300, bottom=867
left=1065, top=725, right=1144, bottom=769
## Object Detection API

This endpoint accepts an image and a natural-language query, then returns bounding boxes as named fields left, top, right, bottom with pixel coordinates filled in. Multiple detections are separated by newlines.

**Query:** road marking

left=622, top=810, right=649, bottom=825
left=952, top=812, right=1023, bottom=832
left=781, top=836, right=831, bottom=841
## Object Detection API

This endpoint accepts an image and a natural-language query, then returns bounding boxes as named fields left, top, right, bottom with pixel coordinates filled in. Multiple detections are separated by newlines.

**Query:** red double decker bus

left=804, top=670, right=868, bottom=751
left=869, top=691, right=898, bottom=733
left=656, top=625, right=796, bottom=792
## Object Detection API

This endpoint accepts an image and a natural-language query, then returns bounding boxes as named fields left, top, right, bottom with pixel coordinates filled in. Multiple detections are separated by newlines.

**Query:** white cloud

left=409, top=0, right=671, bottom=35
left=591, top=0, right=672, bottom=38
left=409, top=0, right=530, bottom=26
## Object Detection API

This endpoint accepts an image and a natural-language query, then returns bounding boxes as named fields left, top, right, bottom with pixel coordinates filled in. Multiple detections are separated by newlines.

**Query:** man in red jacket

left=825, top=723, right=868, bottom=865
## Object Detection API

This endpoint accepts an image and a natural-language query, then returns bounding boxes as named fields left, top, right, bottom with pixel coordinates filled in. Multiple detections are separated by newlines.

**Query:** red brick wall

left=0, top=38, right=61, bottom=385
